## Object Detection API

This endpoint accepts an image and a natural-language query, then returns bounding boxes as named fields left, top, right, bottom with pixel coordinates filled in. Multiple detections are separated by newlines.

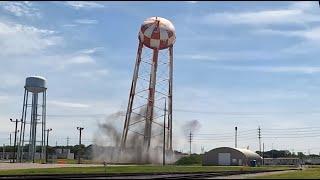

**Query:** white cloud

left=255, top=26, right=320, bottom=42
left=73, top=69, right=109, bottom=78
left=48, top=100, right=90, bottom=108
left=79, top=47, right=104, bottom=54
left=280, top=40, right=320, bottom=55
left=64, top=1, right=105, bottom=9
left=0, top=1, right=40, bottom=17
left=254, top=27, right=320, bottom=55
left=289, top=1, right=319, bottom=12
left=185, top=1, right=198, bottom=4
left=177, top=50, right=283, bottom=62
left=44, top=47, right=103, bottom=70
left=0, top=73, right=24, bottom=88
left=74, top=19, right=98, bottom=24
left=301, top=27, right=320, bottom=41
left=66, top=55, right=95, bottom=64
left=177, top=54, right=216, bottom=61
left=203, top=9, right=315, bottom=26
left=211, top=65, right=320, bottom=74
left=38, top=53, right=97, bottom=71
left=0, top=96, right=9, bottom=104
left=63, top=24, right=78, bottom=27
left=201, top=2, right=320, bottom=26
left=0, top=21, right=60, bottom=56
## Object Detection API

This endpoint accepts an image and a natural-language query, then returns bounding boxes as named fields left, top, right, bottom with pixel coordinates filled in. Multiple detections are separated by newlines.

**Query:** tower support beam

left=144, top=49, right=159, bottom=150
left=121, top=42, right=143, bottom=149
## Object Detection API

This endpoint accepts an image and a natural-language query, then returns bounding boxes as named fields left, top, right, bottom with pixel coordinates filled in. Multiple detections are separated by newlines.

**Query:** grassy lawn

left=254, top=167, right=320, bottom=179
left=0, top=165, right=294, bottom=176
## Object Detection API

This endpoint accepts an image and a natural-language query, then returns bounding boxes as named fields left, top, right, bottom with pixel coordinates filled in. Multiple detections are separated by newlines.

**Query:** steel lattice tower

left=121, top=17, right=176, bottom=152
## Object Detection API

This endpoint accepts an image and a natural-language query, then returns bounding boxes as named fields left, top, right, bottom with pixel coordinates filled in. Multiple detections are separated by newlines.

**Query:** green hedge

left=175, top=154, right=203, bottom=165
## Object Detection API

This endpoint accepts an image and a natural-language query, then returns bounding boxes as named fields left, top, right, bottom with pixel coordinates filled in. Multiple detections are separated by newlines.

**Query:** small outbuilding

left=203, top=147, right=262, bottom=166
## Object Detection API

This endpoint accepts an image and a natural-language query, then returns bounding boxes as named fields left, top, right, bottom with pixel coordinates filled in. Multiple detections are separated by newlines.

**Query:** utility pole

left=9, top=132, right=12, bottom=162
left=235, top=126, right=238, bottom=148
left=10, top=131, right=19, bottom=162
left=67, top=136, right=70, bottom=147
left=272, top=143, right=274, bottom=158
left=10, top=118, right=20, bottom=163
left=163, top=99, right=166, bottom=166
left=77, top=127, right=84, bottom=164
left=258, top=126, right=261, bottom=156
left=9, top=133, right=12, bottom=147
left=46, top=128, right=52, bottom=164
left=2, top=144, right=5, bottom=160
left=262, top=143, right=265, bottom=166
left=189, top=130, right=192, bottom=156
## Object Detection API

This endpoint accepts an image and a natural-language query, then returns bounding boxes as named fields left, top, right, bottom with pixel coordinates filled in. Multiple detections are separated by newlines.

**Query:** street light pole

left=235, top=126, right=238, bottom=148
left=10, top=118, right=20, bottom=163
left=46, top=128, right=52, bottom=164
left=77, top=127, right=84, bottom=164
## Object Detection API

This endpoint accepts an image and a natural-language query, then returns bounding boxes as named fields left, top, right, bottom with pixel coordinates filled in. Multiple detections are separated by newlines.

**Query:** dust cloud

left=92, top=110, right=177, bottom=164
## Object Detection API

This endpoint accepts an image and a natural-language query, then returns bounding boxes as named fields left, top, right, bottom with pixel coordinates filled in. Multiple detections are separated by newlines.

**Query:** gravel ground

left=0, top=163, right=103, bottom=170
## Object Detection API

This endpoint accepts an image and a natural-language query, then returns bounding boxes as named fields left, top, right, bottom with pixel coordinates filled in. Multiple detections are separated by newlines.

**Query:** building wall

left=204, top=148, right=244, bottom=166
left=55, top=148, right=74, bottom=159
left=264, top=158, right=301, bottom=165
left=304, top=158, right=320, bottom=165
left=203, top=147, right=262, bottom=166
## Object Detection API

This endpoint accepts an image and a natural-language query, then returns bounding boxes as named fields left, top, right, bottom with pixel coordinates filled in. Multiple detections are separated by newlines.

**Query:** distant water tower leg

left=18, top=76, right=47, bottom=163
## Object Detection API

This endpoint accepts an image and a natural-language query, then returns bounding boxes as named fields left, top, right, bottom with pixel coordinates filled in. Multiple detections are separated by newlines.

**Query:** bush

left=175, top=154, right=203, bottom=165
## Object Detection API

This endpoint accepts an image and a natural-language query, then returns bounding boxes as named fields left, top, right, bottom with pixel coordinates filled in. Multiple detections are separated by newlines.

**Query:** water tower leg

left=29, top=93, right=38, bottom=162
left=17, top=89, right=26, bottom=162
left=168, top=46, right=173, bottom=151
left=20, top=90, right=29, bottom=162
left=144, top=49, right=159, bottom=150
left=42, top=91, right=47, bottom=163
left=121, top=42, right=143, bottom=149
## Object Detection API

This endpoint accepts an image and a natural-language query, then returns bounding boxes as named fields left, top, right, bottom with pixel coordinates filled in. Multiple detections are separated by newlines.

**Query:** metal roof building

left=203, top=147, right=262, bottom=166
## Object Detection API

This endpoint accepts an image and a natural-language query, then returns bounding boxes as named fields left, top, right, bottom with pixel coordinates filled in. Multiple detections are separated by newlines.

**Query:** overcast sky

left=1, top=1, right=320, bottom=154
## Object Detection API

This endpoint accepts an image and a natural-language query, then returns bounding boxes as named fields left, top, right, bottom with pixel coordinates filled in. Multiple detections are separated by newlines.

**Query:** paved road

left=208, top=170, right=297, bottom=179
left=55, top=170, right=298, bottom=179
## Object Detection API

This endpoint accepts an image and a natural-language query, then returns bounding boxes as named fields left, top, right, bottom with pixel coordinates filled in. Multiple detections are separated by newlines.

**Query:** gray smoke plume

left=92, top=108, right=177, bottom=164
left=182, top=119, right=201, bottom=135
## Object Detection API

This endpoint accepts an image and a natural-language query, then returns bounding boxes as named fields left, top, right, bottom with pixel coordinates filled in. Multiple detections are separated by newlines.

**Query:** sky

left=1, top=1, right=320, bottom=155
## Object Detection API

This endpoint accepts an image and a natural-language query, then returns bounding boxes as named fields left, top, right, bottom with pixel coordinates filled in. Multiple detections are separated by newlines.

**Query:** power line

left=174, top=109, right=320, bottom=115
left=47, top=114, right=107, bottom=118
left=263, top=127, right=320, bottom=131
left=263, top=135, right=320, bottom=139
left=46, top=109, right=320, bottom=118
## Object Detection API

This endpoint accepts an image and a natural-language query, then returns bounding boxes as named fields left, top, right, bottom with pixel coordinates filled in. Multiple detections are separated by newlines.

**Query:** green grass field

left=0, top=165, right=294, bottom=176
left=254, top=166, right=320, bottom=179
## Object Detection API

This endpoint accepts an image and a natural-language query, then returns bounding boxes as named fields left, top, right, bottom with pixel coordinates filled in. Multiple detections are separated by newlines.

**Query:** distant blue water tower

left=17, top=76, right=47, bottom=163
